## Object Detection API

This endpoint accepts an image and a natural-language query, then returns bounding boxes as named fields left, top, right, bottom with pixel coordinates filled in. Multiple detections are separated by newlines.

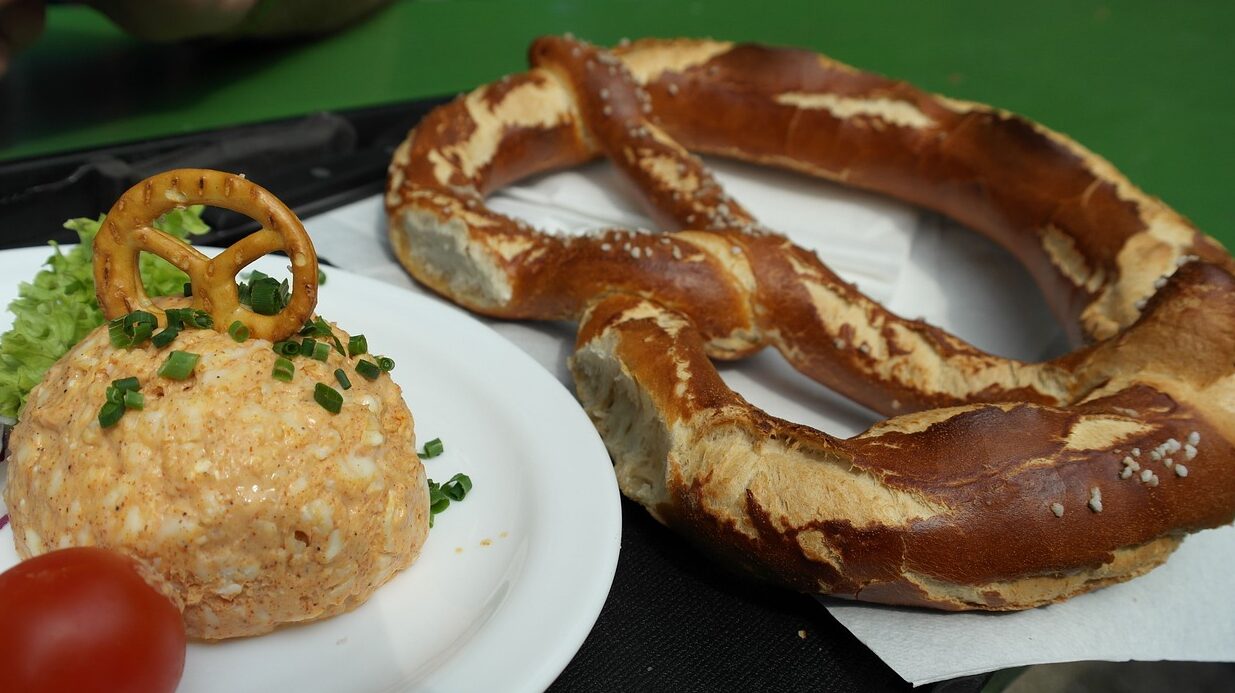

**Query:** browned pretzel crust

left=385, top=36, right=1235, bottom=609
left=95, top=169, right=318, bottom=343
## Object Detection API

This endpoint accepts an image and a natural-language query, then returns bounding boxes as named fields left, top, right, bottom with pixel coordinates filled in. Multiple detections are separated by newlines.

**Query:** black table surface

left=549, top=497, right=919, bottom=692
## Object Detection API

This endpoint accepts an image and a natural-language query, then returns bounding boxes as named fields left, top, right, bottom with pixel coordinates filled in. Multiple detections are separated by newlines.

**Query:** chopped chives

left=425, top=472, right=472, bottom=528
left=237, top=270, right=271, bottom=310
left=158, top=351, right=199, bottom=380
left=189, top=310, right=213, bottom=329
left=355, top=359, right=381, bottom=380
left=448, top=473, right=473, bottom=494
left=272, top=357, right=295, bottom=382
left=163, top=308, right=188, bottom=329
left=311, top=342, right=330, bottom=362
left=317, top=268, right=327, bottom=286
left=99, top=372, right=146, bottom=427
left=334, top=368, right=352, bottom=390
left=314, top=382, right=343, bottom=414
left=183, top=282, right=193, bottom=297
left=128, top=322, right=154, bottom=344
left=108, top=318, right=129, bottom=347
left=427, top=482, right=450, bottom=514
left=348, top=334, right=368, bottom=357
left=111, top=377, right=140, bottom=392
left=98, top=401, right=124, bottom=428
left=273, top=341, right=300, bottom=357
left=109, top=310, right=157, bottom=348
left=228, top=320, right=250, bottom=342
left=249, top=280, right=279, bottom=314
left=300, top=338, right=318, bottom=359
left=300, top=317, right=334, bottom=336
left=442, top=473, right=472, bottom=501
left=151, top=325, right=180, bottom=348
left=421, top=438, right=444, bottom=458
left=123, top=310, right=156, bottom=331
left=248, top=277, right=288, bottom=315
left=313, top=317, right=345, bottom=355
left=427, top=480, right=443, bottom=528
left=376, top=356, right=395, bottom=373
left=126, top=312, right=155, bottom=344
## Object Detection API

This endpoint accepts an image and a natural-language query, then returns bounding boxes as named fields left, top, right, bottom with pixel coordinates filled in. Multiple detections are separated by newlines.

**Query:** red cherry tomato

left=0, top=547, right=186, bottom=693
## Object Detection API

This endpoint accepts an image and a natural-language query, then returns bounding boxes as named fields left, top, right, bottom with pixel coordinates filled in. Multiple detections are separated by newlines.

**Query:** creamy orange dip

left=3, top=314, right=429, bottom=640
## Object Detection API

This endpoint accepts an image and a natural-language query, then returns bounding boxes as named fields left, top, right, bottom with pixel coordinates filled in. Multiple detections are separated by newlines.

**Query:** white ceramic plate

left=0, top=246, right=622, bottom=692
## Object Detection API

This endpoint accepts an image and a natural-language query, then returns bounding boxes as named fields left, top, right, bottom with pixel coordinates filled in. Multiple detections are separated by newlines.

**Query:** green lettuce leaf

left=0, top=206, right=210, bottom=420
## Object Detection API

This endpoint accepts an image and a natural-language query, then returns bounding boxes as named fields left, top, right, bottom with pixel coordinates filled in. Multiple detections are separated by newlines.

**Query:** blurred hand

left=84, top=0, right=261, bottom=42
left=87, top=0, right=391, bottom=41
left=0, top=0, right=390, bottom=75
left=0, top=0, right=46, bottom=74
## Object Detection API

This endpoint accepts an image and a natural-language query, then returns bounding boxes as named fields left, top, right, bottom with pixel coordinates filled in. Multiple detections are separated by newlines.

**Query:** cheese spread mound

left=3, top=316, right=429, bottom=639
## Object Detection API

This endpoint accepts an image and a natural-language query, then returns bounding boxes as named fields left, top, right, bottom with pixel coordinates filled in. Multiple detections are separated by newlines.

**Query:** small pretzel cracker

left=93, top=169, right=318, bottom=343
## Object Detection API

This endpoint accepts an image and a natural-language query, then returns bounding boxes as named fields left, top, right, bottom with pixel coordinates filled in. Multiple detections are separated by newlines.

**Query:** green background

left=2, top=0, right=1232, bottom=246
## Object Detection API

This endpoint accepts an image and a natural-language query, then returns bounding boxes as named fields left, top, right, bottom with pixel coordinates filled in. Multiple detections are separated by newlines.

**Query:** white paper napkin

left=305, top=158, right=1235, bottom=687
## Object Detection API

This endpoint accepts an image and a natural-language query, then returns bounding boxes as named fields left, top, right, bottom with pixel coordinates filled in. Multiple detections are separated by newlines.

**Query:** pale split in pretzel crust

left=94, top=169, right=318, bottom=343
left=385, top=36, right=1235, bottom=609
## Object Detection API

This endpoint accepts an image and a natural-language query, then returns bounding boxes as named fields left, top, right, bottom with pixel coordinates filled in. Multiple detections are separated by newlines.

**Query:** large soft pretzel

left=385, top=36, right=1235, bottom=609
left=95, top=169, right=318, bottom=343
